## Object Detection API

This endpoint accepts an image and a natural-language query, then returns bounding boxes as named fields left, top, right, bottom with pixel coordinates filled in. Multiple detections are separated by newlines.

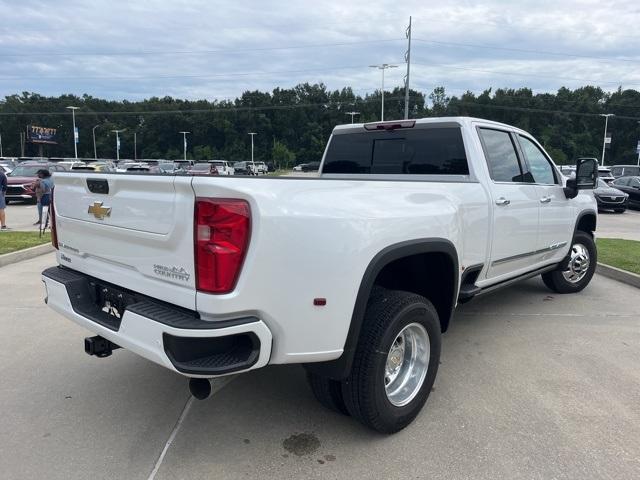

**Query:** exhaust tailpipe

left=189, top=378, right=212, bottom=400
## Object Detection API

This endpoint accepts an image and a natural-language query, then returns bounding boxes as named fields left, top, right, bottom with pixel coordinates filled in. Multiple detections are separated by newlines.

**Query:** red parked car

left=187, top=163, right=219, bottom=176
left=5, top=162, right=65, bottom=204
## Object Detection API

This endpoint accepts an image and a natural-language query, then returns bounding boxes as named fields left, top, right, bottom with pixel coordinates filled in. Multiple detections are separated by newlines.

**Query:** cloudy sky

left=0, top=0, right=638, bottom=101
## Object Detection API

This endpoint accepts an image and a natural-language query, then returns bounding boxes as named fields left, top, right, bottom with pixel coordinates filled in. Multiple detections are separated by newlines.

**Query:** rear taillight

left=50, top=188, right=58, bottom=249
left=194, top=198, right=251, bottom=294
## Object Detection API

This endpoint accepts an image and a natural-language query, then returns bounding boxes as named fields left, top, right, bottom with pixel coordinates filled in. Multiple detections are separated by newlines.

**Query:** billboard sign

left=27, top=125, right=58, bottom=145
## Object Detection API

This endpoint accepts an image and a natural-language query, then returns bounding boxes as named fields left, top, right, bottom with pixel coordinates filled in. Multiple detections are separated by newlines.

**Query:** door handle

left=540, top=196, right=552, bottom=204
left=495, top=197, right=510, bottom=206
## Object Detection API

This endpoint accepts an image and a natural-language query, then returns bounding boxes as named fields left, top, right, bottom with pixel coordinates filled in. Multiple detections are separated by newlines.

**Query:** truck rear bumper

left=42, top=266, right=272, bottom=378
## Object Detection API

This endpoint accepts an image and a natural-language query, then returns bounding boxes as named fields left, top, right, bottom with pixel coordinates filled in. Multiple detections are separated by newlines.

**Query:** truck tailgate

left=53, top=173, right=197, bottom=310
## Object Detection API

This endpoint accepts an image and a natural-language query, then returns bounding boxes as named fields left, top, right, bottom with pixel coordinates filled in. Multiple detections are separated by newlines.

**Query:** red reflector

left=313, top=298, right=327, bottom=306
left=194, top=198, right=251, bottom=294
left=364, top=120, right=416, bottom=131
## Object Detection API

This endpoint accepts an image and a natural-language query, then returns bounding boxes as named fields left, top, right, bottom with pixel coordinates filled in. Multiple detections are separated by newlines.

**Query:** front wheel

left=542, top=231, right=597, bottom=293
left=341, top=288, right=441, bottom=433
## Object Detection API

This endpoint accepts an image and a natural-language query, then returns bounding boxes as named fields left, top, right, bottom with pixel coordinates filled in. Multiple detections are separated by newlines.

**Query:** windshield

left=597, top=179, right=609, bottom=188
left=192, top=163, right=209, bottom=170
left=8, top=165, right=42, bottom=177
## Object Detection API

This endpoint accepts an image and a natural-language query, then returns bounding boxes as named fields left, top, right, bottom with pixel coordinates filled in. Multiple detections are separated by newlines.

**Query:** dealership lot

left=5, top=200, right=640, bottom=240
left=1, top=254, right=638, bottom=479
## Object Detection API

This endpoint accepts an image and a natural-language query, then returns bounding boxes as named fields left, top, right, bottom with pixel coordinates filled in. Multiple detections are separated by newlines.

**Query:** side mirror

left=564, top=158, right=597, bottom=199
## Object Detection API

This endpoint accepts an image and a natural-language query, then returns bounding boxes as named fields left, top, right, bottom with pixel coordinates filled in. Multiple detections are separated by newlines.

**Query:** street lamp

left=92, top=125, right=100, bottom=159
left=345, top=111, right=360, bottom=124
left=66, top=106, right=80, bottom=158
left=248, top=132, right=257, bottom=167
left=369, top=64, right=398, bottom=121
left=179, top=131, right=190, bottom=161
left=599, top=113, right=614, bottom=166
left=111, top=129, right=126, bottom=161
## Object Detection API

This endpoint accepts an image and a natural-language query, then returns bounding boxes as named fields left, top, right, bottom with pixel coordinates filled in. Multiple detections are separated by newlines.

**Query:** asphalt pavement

left=597, top=209, right=640, bottom=241
left=1, top=253, right=639, bottom=479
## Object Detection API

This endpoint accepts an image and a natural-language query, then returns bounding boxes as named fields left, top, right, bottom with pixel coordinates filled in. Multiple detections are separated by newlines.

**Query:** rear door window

left=478, top=128, right=526, bottom=183
left=323, top=127, right=469, bottom=175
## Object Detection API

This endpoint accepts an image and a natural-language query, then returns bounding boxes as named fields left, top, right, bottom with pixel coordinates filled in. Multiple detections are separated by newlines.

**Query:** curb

left=597, top=263, right=640, bottom=289
left=0, top=243, right=55, bottom=268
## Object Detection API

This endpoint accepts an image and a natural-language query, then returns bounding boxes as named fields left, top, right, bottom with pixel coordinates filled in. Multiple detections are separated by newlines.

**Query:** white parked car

left=42, top=117, right=598, bottom=433
left=209, top=160, right=235, bottom=176
left=253, top=161, right=268, bottom=174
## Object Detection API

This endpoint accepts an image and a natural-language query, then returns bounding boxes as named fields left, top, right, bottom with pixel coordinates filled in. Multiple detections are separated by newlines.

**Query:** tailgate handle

left=87, top=178, right=109, bottom=195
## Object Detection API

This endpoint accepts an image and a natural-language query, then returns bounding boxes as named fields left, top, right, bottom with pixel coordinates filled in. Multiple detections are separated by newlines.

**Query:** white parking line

left=147, top=376, right=236, bottom=480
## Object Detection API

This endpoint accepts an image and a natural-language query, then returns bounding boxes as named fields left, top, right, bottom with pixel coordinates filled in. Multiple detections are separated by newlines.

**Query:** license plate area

left=86, top=280, right=139, bottom=329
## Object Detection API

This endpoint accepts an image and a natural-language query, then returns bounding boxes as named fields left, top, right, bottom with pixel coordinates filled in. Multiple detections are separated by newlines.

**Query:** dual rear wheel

left=307, top=289, right=441, bottom=434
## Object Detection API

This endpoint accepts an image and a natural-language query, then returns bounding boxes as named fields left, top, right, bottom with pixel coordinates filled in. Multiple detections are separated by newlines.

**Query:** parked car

left=157, top=161, right=183, bottom=174
left=301, top=161, right=321, bottom=172
left=559, top=165, right=576, bottom=177
left=5, top=162, right=65, bottom=203
left=233, top=161, right=258, bottom=175
left=252, top=161, right=268, bottom=174
left=593, top=178, right=628, bottom=213
left=0, top=159, right=17, bottom=173
left=610, top=165, right=640, bottom=178
left=57, top=161, right=86, bottom=171
left=116, top=162, right=148, bottom=172
left=611, top=176, right=640, bottom=209
left=43, top=117, right=599, bottom=433
left=72, top=162, right=115, bottom=173
left=208, top=160, right=235, bottom=176
left=188, top=162, right=219, bottom=176
left=597, top=166, right=615, bottom=184
left=293, top=163, right=307, bottom=171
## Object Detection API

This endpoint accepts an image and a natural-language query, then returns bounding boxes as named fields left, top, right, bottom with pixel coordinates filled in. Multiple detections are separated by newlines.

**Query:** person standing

left=34, top=169, right=54, bottom=226
left=0, top=168, right=7, bottom=230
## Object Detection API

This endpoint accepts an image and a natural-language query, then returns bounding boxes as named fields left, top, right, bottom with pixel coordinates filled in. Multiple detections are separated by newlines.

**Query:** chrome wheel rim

left=562, top=243, right=590, bottom=284
left=384, top=322, right=430, bottom=407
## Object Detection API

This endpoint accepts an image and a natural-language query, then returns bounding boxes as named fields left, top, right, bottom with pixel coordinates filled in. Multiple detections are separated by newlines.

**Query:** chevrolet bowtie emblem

left=88, top=201, right=112, bottom=220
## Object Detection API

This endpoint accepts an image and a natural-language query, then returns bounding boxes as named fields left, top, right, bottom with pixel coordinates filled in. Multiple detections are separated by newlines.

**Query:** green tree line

left=1, top=84, right=639, bottom=166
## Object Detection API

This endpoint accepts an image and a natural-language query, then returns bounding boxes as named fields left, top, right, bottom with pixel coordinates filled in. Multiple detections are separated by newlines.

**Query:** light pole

left=0, top=132, right=3, bottom=157
left=345, top=111, right=360, bottom=124
left=637, top=121, right=640, bottom=167
left=600, top=113, right=614, bottom=166
left=248, top=132, right=257, bottom=168
left=66, top=106, right=80, bottom=158
left=111, top=129, right=126, bottom=161
left=92, top=125, right=99, bottom=159
left=369, top=63, right=398, bottom=121
left=179, top=131, right=190, bottom=161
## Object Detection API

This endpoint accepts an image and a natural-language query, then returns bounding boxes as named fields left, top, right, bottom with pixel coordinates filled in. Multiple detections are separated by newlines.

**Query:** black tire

left=306, top=371, right=349, bottom=416
left=341, top=288, right=441, bottom=434
left=541, top=231, right=597, bottom=294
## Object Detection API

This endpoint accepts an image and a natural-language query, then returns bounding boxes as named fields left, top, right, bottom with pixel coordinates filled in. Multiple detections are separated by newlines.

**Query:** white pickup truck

left=42, top=117, right=599, bottom=433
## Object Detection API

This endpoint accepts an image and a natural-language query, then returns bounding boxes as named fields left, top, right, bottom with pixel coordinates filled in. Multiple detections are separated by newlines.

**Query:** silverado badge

left=88, top=201, right=112, bottom=220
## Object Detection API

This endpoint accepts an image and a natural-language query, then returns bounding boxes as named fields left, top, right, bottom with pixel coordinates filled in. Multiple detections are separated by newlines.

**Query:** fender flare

left=573, top=209, right=597, bottom=236
left=305, top=238, right=459, bottom=380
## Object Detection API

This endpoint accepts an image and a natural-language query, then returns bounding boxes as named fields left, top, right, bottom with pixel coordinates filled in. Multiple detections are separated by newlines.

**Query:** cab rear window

left=323, top=127, right=469, bottom=175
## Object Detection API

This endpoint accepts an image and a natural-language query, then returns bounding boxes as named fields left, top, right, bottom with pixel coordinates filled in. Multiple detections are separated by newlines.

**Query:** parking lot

left=1, top=253, right=639, bottom=479
left=4, top=201, right=640, bottom=240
